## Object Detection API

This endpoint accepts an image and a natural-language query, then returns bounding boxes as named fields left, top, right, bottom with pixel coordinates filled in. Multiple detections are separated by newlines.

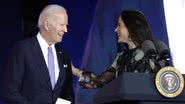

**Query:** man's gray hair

left=38, top=4, right=66, bottom=29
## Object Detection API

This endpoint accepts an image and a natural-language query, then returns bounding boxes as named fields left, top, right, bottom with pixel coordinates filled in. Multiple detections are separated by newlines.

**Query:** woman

left=80, top=10, right=155, bottom=88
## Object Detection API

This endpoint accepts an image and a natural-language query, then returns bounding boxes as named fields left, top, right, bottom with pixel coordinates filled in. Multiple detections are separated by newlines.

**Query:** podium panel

left=93, top=73, right=185, bottom=104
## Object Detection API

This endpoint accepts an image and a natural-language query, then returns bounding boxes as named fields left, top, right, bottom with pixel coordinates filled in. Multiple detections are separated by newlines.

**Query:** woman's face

left=115, top=16, right=130, bottom=43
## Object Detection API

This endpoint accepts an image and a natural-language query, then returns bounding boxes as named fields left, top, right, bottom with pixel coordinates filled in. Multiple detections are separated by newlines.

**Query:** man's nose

left=63, top=25, right=68, bottom=33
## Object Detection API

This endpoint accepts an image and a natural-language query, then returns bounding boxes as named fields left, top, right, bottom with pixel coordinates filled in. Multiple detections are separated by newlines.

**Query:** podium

left=93, top=73, right=185, bottom=104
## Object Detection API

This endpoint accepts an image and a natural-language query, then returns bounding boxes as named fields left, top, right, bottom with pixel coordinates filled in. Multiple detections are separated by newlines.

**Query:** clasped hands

left=78, top=71, right=102, bottom=89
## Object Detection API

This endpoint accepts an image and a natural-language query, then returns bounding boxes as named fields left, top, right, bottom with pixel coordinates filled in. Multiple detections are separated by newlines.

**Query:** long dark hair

left=120, top=10, right=154, bottom=48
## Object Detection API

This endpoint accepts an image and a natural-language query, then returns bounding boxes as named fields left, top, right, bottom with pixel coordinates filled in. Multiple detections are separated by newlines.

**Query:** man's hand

left=79, top=71, right=98, bottom=89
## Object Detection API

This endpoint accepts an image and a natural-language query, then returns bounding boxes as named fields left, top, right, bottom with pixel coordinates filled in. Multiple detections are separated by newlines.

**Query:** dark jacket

left=3, top=36, right=74, bottom=104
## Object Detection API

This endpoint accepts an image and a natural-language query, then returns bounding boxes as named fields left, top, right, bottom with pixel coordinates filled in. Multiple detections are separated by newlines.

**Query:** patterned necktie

left=48, top=46, right=55, bottom=89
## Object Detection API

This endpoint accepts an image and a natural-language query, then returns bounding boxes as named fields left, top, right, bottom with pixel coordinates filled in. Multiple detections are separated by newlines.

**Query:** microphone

left=142, top=40, right=159, bottom=72
left=142, top=40, right=158, bottom=60
left=154, top=40, right=170, bottom=66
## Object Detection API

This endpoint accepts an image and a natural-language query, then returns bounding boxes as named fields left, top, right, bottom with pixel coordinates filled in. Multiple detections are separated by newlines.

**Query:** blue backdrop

left=0, top=0, right=170, bottom=104
left=48, top=0, right=169, bottom=104
left=0, top=1, right=22, bottom=103
left=72, top=0, right=169, bottom=104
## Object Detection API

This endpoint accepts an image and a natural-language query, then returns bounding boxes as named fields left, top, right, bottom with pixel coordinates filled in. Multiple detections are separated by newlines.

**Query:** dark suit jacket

left=4, top=36, right=74, bottom=104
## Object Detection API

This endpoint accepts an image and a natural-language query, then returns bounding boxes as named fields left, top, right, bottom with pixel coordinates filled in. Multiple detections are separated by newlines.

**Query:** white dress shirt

left=37, top=33, right=60, bottom=82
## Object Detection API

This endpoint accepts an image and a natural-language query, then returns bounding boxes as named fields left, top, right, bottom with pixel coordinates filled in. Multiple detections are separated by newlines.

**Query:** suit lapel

left=54, top=44, right=66, bottom=90
left=31, top=36, right=52, bottom=90
left=31, top=37, right=67, bottom=90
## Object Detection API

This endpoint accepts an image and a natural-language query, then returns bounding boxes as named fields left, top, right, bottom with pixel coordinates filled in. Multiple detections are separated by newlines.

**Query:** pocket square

left=63, top=64, right=68, bottom=68
left=56, top=98, right=71, bottom=104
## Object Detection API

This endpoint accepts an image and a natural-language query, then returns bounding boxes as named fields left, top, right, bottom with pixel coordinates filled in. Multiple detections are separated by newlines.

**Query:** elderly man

left=4, top=4, right=74, bottom=104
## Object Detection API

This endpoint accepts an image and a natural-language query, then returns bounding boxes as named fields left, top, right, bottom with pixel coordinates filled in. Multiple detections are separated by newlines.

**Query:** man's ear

left=44, top=20, right=49, bottom=31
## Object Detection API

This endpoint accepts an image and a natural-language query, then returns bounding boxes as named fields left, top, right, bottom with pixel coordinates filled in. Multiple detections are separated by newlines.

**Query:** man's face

left=45, top=11, right=68, bottom=45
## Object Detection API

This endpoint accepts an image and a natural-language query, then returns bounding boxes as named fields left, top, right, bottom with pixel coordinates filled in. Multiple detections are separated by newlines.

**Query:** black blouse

left=94, top=48, right=153, bottom=87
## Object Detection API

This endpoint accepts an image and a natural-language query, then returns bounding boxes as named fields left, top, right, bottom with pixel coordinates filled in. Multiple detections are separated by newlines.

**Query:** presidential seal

left=155, top=66, right=184, bottom=98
